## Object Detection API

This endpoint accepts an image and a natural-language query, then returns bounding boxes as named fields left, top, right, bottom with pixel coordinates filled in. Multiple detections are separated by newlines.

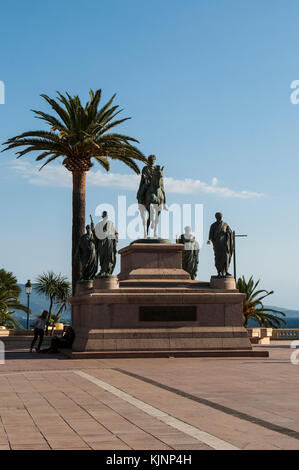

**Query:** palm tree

left=0, top=269, right=26, bottom=329
left=0, top=269, right=21, bottom=295
left=3, top=89, right=146, bottom=291
left=51, top=276, right=71, bottom=335
left=35, top=271, right=71, bottom=335
left=0, top=295, right=24, bottom=329
left=237, top=275, right=286, bottom=328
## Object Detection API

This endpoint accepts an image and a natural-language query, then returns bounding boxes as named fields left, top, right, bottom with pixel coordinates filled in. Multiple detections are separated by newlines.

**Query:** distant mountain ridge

left=266, top=306, right=299, bottom=318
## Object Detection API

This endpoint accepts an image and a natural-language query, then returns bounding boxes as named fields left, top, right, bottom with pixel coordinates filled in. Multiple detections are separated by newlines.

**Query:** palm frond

left=40, top=94, right=71, bottom=128
left=238, top=275, right=285, bottom=328
left=93, top=156, right=110, bottom=171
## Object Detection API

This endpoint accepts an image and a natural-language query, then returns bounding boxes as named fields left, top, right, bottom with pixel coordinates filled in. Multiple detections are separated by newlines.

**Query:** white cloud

left=11, top=160, right=73, bottom=188
left=10, top=160, right=264, bottom=199
left=88, top=168, right=139, bottom=190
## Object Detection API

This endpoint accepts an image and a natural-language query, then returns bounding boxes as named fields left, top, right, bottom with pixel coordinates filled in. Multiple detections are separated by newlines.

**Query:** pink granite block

left=222, top=337, right=251, bottom=349
left=115, top=338, right=171, bottom=351
left=224, top=303, right=244, bottom=326
left=196, top=304, right=225, bottom=326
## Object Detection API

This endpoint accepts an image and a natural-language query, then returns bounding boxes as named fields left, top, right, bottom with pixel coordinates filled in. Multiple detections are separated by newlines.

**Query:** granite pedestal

left=70, top=243, right=268, bottom=358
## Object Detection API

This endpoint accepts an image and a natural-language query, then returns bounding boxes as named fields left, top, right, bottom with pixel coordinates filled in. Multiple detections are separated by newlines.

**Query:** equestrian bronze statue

left=137, top=154, right=167, bottom=238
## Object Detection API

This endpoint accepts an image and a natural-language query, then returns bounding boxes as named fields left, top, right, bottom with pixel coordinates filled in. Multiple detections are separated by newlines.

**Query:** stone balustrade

left=272, top=329, right=299, bottom=340
left=247, top=328, right=299, bottom=342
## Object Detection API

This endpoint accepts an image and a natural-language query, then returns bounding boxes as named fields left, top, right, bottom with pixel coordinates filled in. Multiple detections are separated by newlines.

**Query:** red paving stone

left=0, top=343, right=298, bottom=449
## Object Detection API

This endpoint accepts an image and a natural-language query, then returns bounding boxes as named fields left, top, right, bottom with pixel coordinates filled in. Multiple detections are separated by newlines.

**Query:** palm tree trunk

left=72, top=171, right=86, bottom=294
left=46, top=295, right=54, bottom=336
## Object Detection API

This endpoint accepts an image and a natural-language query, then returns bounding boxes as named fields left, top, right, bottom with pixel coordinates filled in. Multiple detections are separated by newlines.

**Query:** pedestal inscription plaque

left=139, top=306, right=197, bottom=322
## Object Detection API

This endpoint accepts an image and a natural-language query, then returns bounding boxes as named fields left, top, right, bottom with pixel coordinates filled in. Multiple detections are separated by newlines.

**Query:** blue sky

left=0, top=0, right=298, bottom=308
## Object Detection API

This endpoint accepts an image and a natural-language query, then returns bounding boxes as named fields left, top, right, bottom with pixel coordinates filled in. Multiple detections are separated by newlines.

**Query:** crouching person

left=47, top=326, right=75, bottom=353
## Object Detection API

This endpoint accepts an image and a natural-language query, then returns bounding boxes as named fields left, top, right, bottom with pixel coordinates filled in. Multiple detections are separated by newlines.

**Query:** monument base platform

left=70, top=243, right=264, bottom=358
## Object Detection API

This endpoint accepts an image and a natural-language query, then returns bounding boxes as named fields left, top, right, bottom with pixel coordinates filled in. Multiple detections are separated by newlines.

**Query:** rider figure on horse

left=137, top=154, right=167, bottom=209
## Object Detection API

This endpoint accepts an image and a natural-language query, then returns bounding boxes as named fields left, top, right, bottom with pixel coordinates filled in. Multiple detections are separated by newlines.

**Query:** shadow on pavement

left=4, top=350, right=69, bottom=360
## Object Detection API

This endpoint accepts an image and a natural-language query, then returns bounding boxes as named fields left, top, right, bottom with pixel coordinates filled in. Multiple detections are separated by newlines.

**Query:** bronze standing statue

left=137, top=154, right=167, bottom=238
left=207, top=212, right=233, bottom=277
left=93, top=211, right=118, bottom=276
left=177, top=227, right=199, bottom=280
left=75, top=225, right=98, bottom=280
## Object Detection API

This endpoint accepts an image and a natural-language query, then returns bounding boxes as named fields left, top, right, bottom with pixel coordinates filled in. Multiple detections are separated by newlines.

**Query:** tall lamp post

left=25, top=280, right=32, bottom=330
left=233, top=232, right=247, bottom=281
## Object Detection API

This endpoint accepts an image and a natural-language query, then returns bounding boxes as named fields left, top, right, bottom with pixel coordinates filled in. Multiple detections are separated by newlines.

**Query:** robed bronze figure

left=93, top=211, right=118, bottom=276
left=208, top=213, right=233, bottom=277
left=177, top=227, right=199, bottom=280
left=75, top=225, right=98, bottom=280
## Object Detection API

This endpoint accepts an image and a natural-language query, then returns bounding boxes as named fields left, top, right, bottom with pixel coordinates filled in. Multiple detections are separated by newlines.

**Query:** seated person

left=40, top=326, right=75, bottom=354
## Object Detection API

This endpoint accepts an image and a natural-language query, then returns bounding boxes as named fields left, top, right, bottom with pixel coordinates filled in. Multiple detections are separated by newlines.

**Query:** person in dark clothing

left=40, top=326, right=75, bottom=354
left=30, top=310, right=48, bottom=352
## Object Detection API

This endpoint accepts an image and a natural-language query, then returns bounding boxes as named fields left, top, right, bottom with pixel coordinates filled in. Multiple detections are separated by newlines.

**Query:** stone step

left=1, top=337, right=53, bottom=349
left=118, top=280, right=211, bottom=289
left=64, top=349, right=269, bottom=359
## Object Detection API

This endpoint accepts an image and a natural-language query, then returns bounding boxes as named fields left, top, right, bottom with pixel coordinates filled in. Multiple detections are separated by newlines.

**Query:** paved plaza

left=0, top=343, right=298, bottom=450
